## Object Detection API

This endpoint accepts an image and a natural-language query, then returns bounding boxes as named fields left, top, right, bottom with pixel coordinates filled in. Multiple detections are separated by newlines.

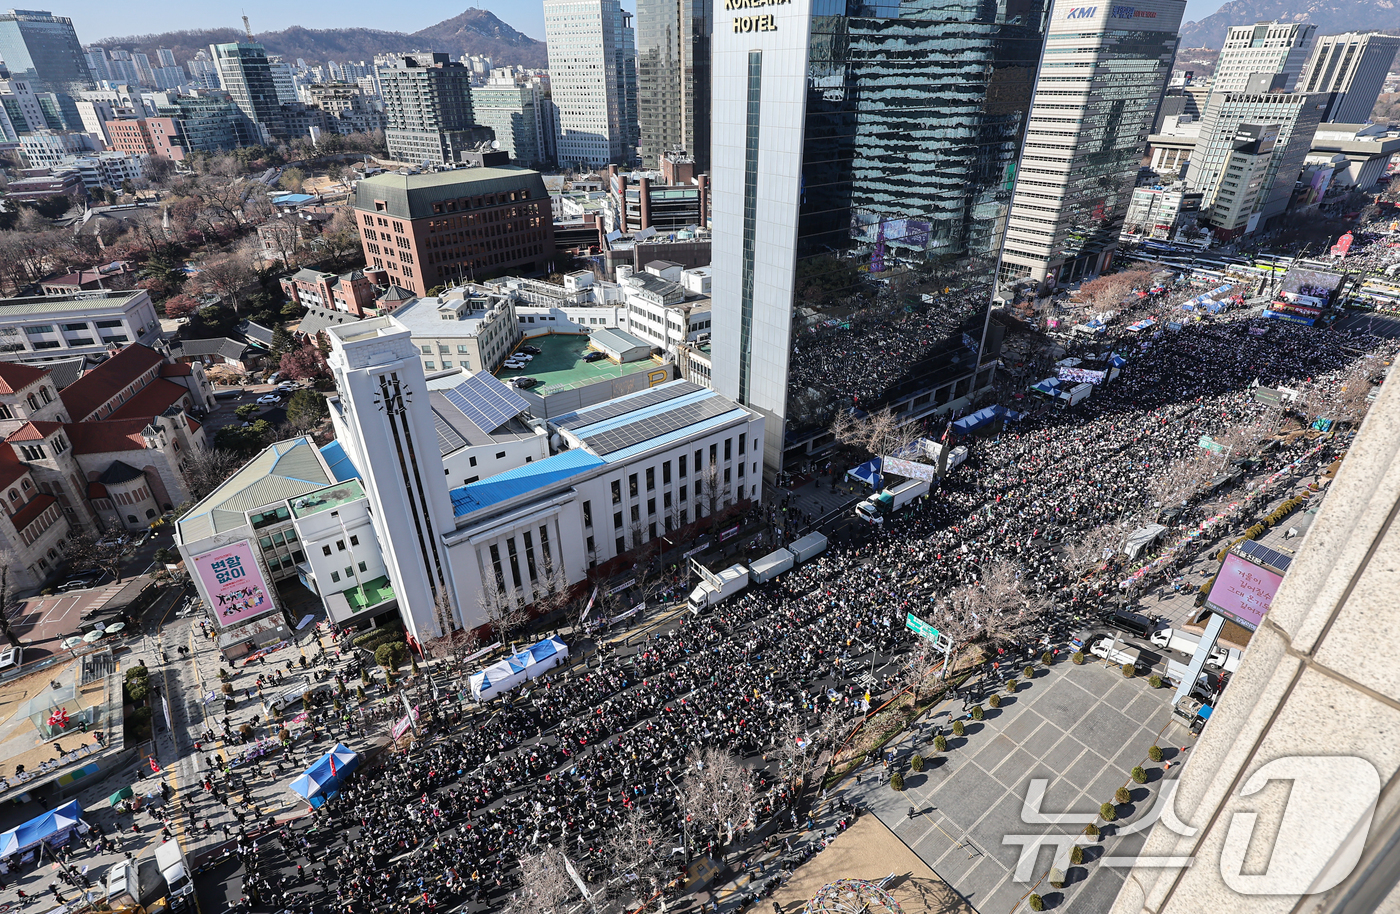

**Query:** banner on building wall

left=193, top=541, right=275, bottom=628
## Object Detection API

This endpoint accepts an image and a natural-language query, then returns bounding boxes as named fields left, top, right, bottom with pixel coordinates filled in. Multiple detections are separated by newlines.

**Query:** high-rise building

left=1298, top=32, right=1400, bottom=124
left=472, top=70, right=548, bottom=167
left=0, top=10, right=92, bottom=130
left=378, top=53, right=489, bottom=166
left=187, top=51, right=221, bottom=90
left=709, top=0, right=1046, bottom=477
left=634, top=0, right=710, bottom=170
left=210, top=42, right=283, bottom=143
left=1185, top=83, right=1329, bottom=238
left=268, top=57, right=298, bottom=106
left=544, top=0, right=638, bottom=167
left=1000, top=0, right=1186, bottom=289
left=1211, top=22, right=1316, bottom=96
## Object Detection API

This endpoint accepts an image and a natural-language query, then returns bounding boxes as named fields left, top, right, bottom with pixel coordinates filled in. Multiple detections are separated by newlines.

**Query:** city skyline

left=65, top=0, right=1233, bottom=51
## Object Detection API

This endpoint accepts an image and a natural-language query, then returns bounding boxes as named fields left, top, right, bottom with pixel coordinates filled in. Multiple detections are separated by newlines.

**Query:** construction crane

left=242, top=14, right=253, bottom=39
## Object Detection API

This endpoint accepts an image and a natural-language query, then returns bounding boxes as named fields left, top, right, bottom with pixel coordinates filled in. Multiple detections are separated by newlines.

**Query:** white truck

left=855, top=478, right=931, bottom=524
left=1090, top=637, right=1142, bottom=669
left=687, top=563, right=750, bottom=613
left=748, top=548, right=795, bottom=584
left=1164, top=658, right=1216, bottom=701
left=789, top=532, right=828, bottom=563
left=1149, top=627, right=1228, bottom=667
left=155, top=839, right=194, bottom=912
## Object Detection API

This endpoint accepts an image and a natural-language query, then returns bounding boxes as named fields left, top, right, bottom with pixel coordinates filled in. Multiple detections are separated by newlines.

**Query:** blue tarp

left=290, top=744, right=360, bottom=809
left=0, top=801, right=84, bottom=857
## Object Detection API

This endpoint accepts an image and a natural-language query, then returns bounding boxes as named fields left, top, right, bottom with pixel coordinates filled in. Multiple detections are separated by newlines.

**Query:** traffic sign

left=906, top=613, right=939, bottom=641
left=1197, top=435, right=1226, bottom=455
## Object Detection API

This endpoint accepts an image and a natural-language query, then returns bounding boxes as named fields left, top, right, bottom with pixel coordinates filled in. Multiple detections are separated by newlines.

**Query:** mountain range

left=96, top=9, right=547, bottom=71
left=1179, top=0, right=1400, bottom=49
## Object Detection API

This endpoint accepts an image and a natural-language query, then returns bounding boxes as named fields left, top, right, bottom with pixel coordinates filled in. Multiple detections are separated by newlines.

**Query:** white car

left=256, top=394, right=282, bottom=405
left=276, top=382, right=298, bottom=392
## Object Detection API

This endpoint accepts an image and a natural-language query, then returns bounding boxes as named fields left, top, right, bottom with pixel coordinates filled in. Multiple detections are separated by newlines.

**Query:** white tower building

left=326, top=317, right=462, bottom=645
left=543, top=0, right=635, bottom=167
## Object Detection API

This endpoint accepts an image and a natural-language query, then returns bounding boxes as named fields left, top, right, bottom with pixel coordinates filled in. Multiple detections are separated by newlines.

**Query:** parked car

left=59, top=569, right=105, bottom=591
left=584, top=351, right=606, bottom=362
left=1102, top=607, right=1158, bottom=638
left=513, top=377, right=538, bottom=389
left=267, top=372, right=282, bottom=384
left=256, top=394, right=282, bottom=405
left=519, top=345, right=541, bottom=355
left=276, top=382, right=298, bottom=393
left=502, top=361, right=527, bottom=370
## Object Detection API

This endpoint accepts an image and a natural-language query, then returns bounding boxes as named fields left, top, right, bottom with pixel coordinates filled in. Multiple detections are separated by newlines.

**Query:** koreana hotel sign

left=728, top=0, right=790, bottom=32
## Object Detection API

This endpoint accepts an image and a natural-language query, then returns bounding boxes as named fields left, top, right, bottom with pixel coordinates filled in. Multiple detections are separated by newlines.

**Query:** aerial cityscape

left=0, top=1, right=1394, bottom=913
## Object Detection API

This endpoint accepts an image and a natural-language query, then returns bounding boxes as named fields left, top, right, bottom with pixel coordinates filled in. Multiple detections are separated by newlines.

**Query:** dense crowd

left=219, top=311, right=1394, bottom=914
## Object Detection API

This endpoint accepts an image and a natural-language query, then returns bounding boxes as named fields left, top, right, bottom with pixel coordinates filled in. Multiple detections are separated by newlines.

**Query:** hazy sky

left=68, top=0, right=1228, bottom=46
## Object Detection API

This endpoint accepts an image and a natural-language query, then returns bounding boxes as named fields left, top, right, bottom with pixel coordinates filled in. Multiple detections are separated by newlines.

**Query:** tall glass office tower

left=710, top=0, right=1048, bottom=478
left=635, top=0, right=712, bottom=169
left=0, top=9, right=92, bottom=130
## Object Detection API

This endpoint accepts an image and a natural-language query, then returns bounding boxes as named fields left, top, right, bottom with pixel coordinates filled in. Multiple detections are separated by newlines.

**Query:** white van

left=0, top=647, right=23, bottom=677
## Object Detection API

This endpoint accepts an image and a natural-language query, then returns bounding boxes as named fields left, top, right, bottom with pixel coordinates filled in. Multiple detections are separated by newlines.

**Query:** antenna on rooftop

left=242, top=13, right=253, bottom=39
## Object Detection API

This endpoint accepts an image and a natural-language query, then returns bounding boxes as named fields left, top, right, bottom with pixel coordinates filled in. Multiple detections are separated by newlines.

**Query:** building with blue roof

left=449, top=450, right=605, bottom=516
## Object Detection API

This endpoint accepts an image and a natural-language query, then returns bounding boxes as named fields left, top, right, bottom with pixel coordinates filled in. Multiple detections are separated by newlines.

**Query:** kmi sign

left=1062, top=6, right=1097, bottom=17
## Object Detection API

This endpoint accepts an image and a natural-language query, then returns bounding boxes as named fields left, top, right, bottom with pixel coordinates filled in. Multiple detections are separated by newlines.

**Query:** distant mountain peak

left=1179, top=0, right=1400, bottom=49
left=96, top=7, right=546, bottom=70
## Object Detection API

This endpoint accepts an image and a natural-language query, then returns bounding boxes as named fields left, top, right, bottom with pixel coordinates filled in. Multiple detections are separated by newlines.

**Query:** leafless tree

left=260, top=217, right=305, bottom=269
left=479, top=585, right=530, bottom=646
left=830, top=405, right=922, bottom=460
left=505, top=848, right=586, bottom=914
left=1061, top=524, right=1121, bottom=578
left=194, top=252, right=257, bottom=313
left=699, top=463, right=724, bottom=523
left=1148, top=452, right=1217, bottom=508
left=603, top=805, right=668, bottom=911
left=1076, top=268, right=1156, bottom=312
left=179, top=446, right=242, bottom=504
left=680, top=748, right=755, bottom=849
left=900, top=645, right=945, bottom=704
left=0, top=549, right=22, bottom=647
left=66, top=533, right=125, bottom=585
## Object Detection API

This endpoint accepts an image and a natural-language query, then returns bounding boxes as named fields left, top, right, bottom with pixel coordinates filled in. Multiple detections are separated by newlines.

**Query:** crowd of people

left=202, top=305, right=1397, bottom=914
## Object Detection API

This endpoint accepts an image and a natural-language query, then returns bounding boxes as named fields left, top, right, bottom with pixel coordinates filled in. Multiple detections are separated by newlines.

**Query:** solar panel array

left=431, top=407, right=468, bottom=456
left=582, top=396, right=734, bottom=456
left=1237, top=539, right=1293, bottom=573
left=441, top=373, right=531, bottom=433
left=556, top=381, right=701, bottom=432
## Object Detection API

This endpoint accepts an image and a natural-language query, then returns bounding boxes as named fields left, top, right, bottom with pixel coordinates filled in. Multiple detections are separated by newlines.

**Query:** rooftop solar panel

left=432, top=407, right=468, bottom=456
left=556, top=381, right=701, bottom=431
left=442, top=372, right=531, bottom=433
left=581, top=397, right=735, bottom=455
left=1237, top=539, right=1293, bottom=572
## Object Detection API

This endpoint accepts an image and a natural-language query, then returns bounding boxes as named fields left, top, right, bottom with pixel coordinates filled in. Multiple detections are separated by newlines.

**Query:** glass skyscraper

left=711, top=0, right=1047, bottom=477
left=635, top=0, right=711, bottom=169
left=0, top=9, right=92, bottom=131
left=1000, top=0, right=1185, bottom=288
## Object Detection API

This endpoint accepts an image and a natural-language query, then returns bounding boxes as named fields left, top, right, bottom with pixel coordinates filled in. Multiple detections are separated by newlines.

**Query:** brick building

left=353, top=167, right=555, bottom=296
left=105, top=116, right=187, bottom=162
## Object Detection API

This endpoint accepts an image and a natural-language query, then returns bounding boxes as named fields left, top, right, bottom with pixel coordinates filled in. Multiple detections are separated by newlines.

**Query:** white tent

left=468, top=636, right=570, bottom=701
left=1122, top=524, right=1168, bottom=560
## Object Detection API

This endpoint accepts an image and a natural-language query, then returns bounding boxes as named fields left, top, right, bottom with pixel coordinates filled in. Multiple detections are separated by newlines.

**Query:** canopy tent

left=469, top=636, right=570, bottom=701
left=846, top=459, right=881, bottom=488
left=289, top=744, right=360, bottom=809
left=951, top=405, right=1023, bottom=436
left=107, top=786, right=133, bottom=806
left=0, top=801, right=85, bottom=857
left=1031, top=378, right=1064, bottom=396
left=1122, top=524, right=1169, bottom=560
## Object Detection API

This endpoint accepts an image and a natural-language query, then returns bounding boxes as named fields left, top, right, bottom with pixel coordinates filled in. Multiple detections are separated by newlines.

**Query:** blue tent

left=289, top=744, right=359, bottom=809
left=847, top=459, right=881, bottom=488
left=951, top=405, right=1022, bottom=435
left=0, top=801, right=84, bottom=857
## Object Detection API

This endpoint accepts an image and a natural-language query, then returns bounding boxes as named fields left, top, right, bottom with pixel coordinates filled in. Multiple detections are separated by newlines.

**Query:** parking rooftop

left=495, top=333, right=658, bottom=395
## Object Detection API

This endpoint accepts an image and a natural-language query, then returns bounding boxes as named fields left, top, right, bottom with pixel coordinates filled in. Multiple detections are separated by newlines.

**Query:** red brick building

left=106, top=117, right=187, bottom=162
left=352, top=166, right=555, bottom=296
